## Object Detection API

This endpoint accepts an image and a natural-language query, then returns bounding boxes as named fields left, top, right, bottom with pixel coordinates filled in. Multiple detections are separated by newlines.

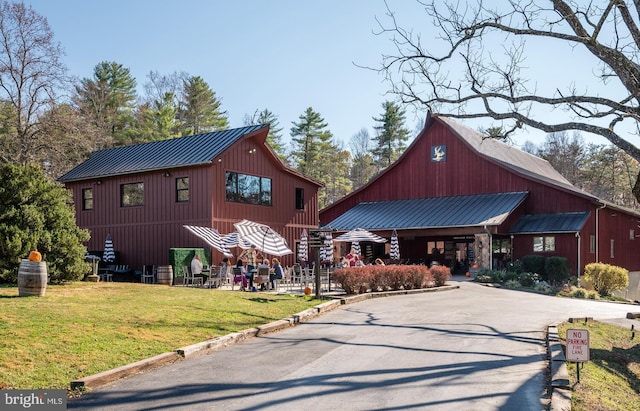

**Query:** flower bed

left=332, top=264, right=450, bottom=294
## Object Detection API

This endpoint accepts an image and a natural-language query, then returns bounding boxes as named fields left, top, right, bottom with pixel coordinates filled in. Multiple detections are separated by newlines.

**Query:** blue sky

left=25, top=0, right=617, bottom=148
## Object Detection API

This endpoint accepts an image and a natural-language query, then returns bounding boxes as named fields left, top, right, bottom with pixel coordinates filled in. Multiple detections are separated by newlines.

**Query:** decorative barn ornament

left=28, top=250, right=42, bottom=262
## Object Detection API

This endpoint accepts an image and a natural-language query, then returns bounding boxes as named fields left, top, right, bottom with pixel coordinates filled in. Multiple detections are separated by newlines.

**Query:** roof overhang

left=323, top=191, right=528, bottom=232
left=509, top=212, right=590, bottom=234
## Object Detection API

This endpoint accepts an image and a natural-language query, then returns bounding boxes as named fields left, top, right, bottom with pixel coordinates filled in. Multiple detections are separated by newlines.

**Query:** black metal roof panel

left=509, top=212, right=590, bottom=234
left=323, top=191, right=528, bottom=231
left=58, top=124, right=267, bottom=182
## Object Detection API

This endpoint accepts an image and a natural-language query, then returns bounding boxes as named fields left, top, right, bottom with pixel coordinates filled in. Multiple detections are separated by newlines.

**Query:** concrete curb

left=70, top=284, right=460, bottom=390
left=547, top=324, right=572, bottom=411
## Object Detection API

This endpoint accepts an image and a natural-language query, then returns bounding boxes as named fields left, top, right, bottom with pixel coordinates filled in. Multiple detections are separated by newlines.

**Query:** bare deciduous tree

left=0, top=1, right=66, bottom=165
left=378, top=0, right=640, bottom=200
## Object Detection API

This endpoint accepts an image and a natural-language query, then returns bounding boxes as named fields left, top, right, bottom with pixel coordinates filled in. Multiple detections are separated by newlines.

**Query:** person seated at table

left=270, top=257, right=284, bottom=289
left=235, top=259, right=248, bottom=291
left=345, top=248, right=359, bottom=267
left=257, top=258, right=270, bottom=290
left=191, top=253, right=208, bottom=284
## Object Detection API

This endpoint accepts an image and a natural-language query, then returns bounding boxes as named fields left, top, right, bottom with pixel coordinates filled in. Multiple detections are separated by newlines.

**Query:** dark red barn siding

left=65, top=128, right=320, bottom=272
left=321, top=115, right=640, bottom=275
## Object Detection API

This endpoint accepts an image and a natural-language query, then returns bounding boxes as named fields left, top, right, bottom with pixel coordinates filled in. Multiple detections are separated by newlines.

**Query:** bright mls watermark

left=2, top=390, right=66, bottom=410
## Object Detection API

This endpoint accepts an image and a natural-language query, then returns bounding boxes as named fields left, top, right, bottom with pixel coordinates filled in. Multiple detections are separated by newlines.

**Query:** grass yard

left=558, top=320, right=640, bottom=411
left=0, top=282, right=319, bottom=390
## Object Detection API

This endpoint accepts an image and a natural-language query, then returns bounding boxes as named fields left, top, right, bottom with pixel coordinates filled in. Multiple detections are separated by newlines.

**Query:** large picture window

left=82, top=188, right=93, bottom=210
left=121, top=182, right=144, bottom=207
left=225, top=171, right=272, bottom=206
left=533, top=236, right=555, bottom=252
left=176, top=177, right=189, bottom=202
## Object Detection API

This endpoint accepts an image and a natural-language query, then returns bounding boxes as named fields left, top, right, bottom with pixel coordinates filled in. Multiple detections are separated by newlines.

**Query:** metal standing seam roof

left=509, top=212, right=591, bottom=234
left=323, top=191, right=529, bottom=231
left=58, top=124, right=267, bottom=182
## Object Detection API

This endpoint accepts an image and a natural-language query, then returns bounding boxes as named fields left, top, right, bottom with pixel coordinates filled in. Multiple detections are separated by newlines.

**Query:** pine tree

left=371, top=101, right=410, bottom=170
left=244, top=108, right=286, bottom=160
left=74, top=61, right=137, bottom=148
left=178, top=76, right=228, bottom=135
left=290, top=107, right=332, bottom=177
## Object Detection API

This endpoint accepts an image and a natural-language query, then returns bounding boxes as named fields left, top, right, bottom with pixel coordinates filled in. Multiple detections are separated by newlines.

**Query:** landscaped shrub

left=332, top=264, right=433, bottom=294
left=504, top=279, right=521, bottom=288
left=583, top=263, right=629, bottom=296
left=571, top=287, right=587, bottom=298
left=429, top=264, right=451, bottom=286
left=474, top=274, right=493, bottom=283
left=521, top=255, right=545, bottom=277
left=489, top=269, right=506, bottom=283
left=503, top=270, right=519, bottom=282
left=518, top=272, right=538, bottom=287
left=545, top=256, right=569, bottom=285
left=504, top=259, right=524, bottom=274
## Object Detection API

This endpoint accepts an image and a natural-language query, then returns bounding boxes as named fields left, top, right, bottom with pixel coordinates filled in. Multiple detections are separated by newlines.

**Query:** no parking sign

left=566, top=329, right=590, bottom=362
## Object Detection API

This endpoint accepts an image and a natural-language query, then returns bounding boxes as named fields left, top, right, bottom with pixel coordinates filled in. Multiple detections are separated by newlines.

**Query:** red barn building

left=59, top=125, right=321, bottom=271
left=320, top=114, right=640, bottom=280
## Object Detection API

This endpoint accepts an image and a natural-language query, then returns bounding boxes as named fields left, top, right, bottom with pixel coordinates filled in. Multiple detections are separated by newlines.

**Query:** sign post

left=566, top=328, right=590, bottom=383
left=309, top=229, right=332, bottom=298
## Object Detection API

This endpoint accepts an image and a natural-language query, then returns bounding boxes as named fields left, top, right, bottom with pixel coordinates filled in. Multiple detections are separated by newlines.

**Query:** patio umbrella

left=222, top=231, right=252, bottom=250
left=351, top=241, right=361, bottom=257
left=183, top=225, right=233, bottom=257
left=233, top=219, right=293, bottom=256
left=298, top=229, right=308, bottom=262
left=390, top=229, right=400, bottom=260
left=320, top=231, right=333, bottom=263
left=103, top=233, right=115, bottom=263
left=334, top=228, right=388, bottom=244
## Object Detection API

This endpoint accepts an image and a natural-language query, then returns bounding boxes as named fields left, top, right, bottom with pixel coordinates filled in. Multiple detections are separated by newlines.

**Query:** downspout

left=483, top=225, right=493, bottom=271
left=575, top=232, right=581, bottom=284
left=595, top=203, right=606, bottom=263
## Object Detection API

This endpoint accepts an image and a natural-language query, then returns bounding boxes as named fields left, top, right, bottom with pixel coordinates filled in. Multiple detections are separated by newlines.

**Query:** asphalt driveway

left=68, top=279, right=636, bottom=410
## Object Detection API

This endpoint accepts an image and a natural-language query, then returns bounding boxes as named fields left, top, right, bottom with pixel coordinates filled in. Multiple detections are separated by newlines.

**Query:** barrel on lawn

left=156, top=265, right=173, bottom=286
left=18, top=259, right=48, bottom=297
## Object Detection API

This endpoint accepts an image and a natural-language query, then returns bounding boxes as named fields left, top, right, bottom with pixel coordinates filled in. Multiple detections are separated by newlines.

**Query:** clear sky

left=24, top=0, right=616, bottom=148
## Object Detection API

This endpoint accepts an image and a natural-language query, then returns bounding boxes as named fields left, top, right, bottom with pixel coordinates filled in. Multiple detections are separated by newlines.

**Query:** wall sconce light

left=478, top=241, right=483, bottom=249
left=163, top=171, right=171, bottom=177
left=218, top=158, right=222, bottom=162
left=96, top=180, right=102, bottom=185
left=248, top=148, right=257, bottom=154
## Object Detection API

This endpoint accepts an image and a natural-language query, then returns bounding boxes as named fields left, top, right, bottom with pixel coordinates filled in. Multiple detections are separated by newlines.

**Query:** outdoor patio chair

left=141, top=265, right=155, bottom=284
left=182, top=265, right=202, bottom=287
left=206, top=266, right=221, bottom=288
left=231, top=267, right=246, bottom=290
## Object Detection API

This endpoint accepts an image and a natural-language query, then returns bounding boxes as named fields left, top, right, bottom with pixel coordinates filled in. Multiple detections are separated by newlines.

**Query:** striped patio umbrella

left=334, top=228, right=388, bottom=244
left=183, top=225, right=233, bottom=257
left=351, top=241, right=361, bottom=257
left=234, top=219, right=293, bottom=257
left=103, top=233, right=115, bottom=263
left=298, top=229, right=308, bottom=262
left=390, top=229, right=400, bottom=260
left=319, top=231, right=333, bottom=263
left=221, top=231, right=252, bottom=250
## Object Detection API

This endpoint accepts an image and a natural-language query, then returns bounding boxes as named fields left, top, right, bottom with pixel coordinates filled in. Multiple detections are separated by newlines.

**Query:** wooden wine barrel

left=156, top=265, right=173, bottom=286
left=18, top=259, right=48, bottom=297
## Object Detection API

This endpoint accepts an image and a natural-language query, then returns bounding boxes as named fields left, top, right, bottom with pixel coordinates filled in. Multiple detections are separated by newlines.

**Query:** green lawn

left=558, top=320, right=640, bottom=411
left=0, top=282, right=319, bottom=390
